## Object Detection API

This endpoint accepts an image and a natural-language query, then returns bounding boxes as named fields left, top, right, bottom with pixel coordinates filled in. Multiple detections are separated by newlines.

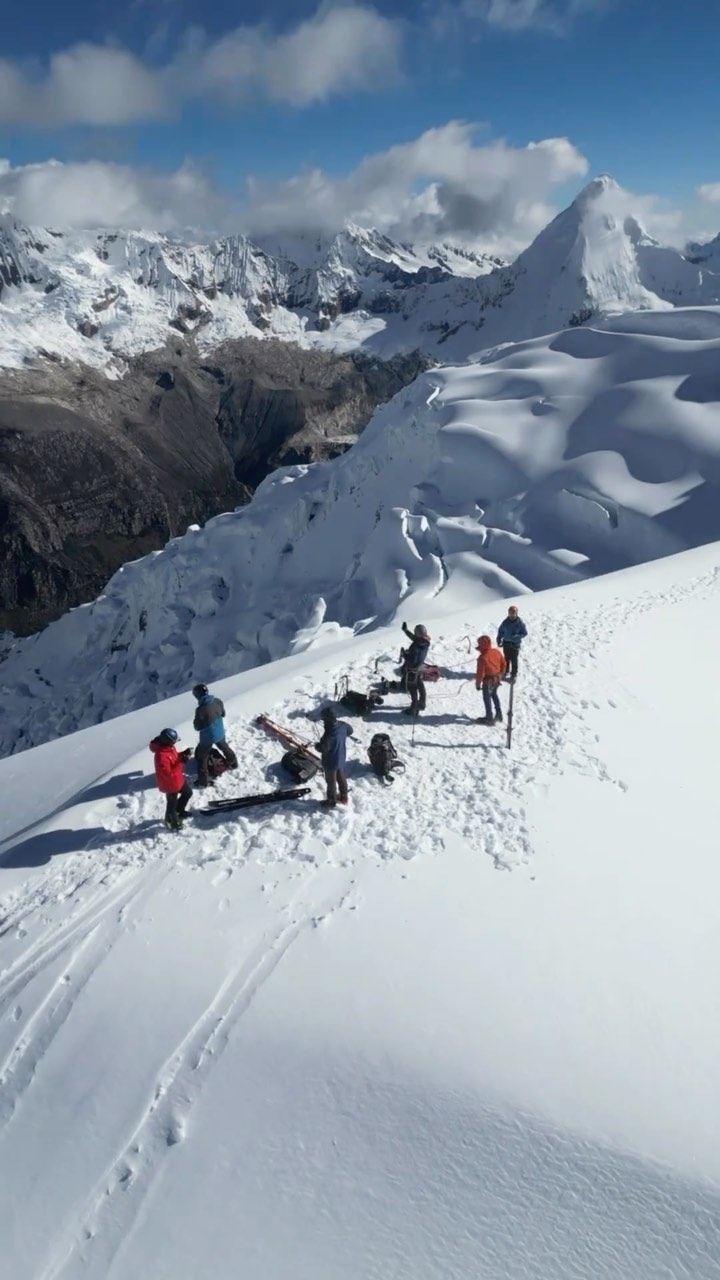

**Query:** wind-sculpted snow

left=3, top=307, right=720, bottom=757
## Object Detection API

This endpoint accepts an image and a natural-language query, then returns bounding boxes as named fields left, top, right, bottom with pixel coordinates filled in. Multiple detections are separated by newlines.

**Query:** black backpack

left=282, top=748, right=320, bottom=783
left=341, top=689, right=384, bottom=715
left=368, top=733, right=405, bottom=784
left=207, top=747, right=231, bottom=781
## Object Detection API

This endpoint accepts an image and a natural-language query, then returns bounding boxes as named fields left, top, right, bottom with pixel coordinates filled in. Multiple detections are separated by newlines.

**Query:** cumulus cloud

left=0, top=158, right=233, bottom=232
left=0, top=133, right=699, bottom=258
left=0, top=5, right=402, bottom=127
left=698, top=183, right=720, bottom=204
left=0, top=128, right=588, bottom=249
left=244, top=124, right=590, bottom=253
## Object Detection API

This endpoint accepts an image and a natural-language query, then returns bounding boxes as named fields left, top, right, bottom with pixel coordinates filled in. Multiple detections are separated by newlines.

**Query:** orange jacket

left=475, top=635, right=506, bottom=685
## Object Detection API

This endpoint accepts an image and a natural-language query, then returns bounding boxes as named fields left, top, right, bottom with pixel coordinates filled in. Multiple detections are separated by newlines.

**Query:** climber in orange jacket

left=475, top=635, right=507, bottom=726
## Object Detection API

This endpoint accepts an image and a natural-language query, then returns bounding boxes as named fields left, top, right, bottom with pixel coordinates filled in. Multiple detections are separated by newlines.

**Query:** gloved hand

left=180, top=748, right=192, bottom=760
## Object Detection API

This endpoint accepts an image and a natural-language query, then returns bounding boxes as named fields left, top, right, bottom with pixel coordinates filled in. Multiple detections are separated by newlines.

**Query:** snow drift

left=0, top=545, right=719, bottom=1278
left=3, top=305, right=720, bottom=757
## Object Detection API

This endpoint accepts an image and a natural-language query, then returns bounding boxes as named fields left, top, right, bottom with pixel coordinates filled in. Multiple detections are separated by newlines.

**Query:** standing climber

left=149, top=728, right=193, bottom=831
left=401, top=622, right=430, bottom=716
left=192, top=683, right=238, bottom=788
left=316, top=707, right=353, bottom=809
left=497, top=605, right=528, bottom=682
left=475, top=635, right=507, bottom=726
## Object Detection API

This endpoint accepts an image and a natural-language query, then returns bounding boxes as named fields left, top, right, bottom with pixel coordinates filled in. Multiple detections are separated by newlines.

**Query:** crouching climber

left=316, top=707, right=353, bottom=809
left=475, top=635, right=506, bottom=726
left=401, top=622, right=431, bottom=716
left=192, top=683, right=238, bottom=787
left=150, top=728, right=193, bottom=831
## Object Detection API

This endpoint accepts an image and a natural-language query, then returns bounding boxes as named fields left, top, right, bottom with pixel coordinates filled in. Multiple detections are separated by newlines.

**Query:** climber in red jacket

left=149, top=728, right=193, bottom=831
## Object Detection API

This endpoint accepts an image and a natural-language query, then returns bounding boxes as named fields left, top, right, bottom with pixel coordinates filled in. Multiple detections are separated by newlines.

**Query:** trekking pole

left=506, top=678, right=515, bottom=750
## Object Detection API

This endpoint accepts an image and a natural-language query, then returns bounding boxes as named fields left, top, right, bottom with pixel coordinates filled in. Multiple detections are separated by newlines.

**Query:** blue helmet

left=159, top=727, right=179, bottom=744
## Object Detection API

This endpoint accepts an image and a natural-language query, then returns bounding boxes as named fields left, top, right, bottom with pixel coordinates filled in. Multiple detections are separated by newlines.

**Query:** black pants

left=408, top=671, right=426, bottom=713
left=324, top=766, right=348, bottom=805
left=195, top=739, right=238, bottom=785
left=502, top=644, right=520, bottom=680
left=165, top=782, right=193, bottom=823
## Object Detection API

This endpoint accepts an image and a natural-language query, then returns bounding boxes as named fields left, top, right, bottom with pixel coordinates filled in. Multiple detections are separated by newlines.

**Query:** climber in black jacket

left=401, top=622, right=430, bottom=716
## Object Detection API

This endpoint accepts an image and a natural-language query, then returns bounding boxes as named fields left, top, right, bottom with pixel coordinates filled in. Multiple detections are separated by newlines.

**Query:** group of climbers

left=475, top=605, right=528, bottom=725
left=149, top=684, right=238, bottom=831
left=149, top=605, right=529, bottom=820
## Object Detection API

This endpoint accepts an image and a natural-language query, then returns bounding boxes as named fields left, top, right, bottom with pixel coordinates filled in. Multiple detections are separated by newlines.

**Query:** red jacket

left=475, top=636, right=506, bottom=685
left=150, top=739, right=186, bottom=793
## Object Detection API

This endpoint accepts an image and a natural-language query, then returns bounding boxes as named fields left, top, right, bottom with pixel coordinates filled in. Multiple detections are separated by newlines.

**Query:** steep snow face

left=3, top=306, right=720, bottom=756
left=1, top=547, right=720, bottom=1280
left=1, top=180, right=719, bottom=369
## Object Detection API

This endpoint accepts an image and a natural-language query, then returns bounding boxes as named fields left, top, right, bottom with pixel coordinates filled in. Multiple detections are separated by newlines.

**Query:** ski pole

left=506, top=679, right=515, bottom=750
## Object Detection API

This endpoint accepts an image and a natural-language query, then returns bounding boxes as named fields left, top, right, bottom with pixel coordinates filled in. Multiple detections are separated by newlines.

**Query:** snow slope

left=1, top=546, right=719, bottom=1279
left=1, top=177, right=719, bottom=370
left=4, top=305, right=720, bottom=757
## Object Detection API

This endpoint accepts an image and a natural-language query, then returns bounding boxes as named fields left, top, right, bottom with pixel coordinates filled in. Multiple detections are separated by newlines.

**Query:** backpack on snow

left=341, top=689, right=384, bottom=715
left=281, top=748, right=320, bottom=784
left=207, top=747, right=231, bottom=781
left=368, top=733, right=405, bottom=784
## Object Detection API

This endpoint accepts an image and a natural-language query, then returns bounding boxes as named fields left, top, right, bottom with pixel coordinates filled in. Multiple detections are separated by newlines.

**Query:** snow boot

left=164, top=817, right=183, bottom=832
left=494, top=712, right=504, bottom=724
left=320, top=799, right=337, bottom=810
left=477, top=716, right=494, bottom=726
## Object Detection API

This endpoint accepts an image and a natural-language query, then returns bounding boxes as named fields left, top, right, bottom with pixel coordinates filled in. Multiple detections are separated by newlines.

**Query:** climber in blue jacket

left=496, top=606, right=528, bottom=682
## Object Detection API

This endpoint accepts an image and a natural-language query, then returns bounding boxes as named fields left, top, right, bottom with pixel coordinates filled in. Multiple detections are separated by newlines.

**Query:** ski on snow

left=254, top=714, right=321, bottom=762
left=199, top=787, right=311, bottom=815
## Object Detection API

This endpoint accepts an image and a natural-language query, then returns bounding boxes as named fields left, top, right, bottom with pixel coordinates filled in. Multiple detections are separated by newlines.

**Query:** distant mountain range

left=2, top=176, right=719, bottom=372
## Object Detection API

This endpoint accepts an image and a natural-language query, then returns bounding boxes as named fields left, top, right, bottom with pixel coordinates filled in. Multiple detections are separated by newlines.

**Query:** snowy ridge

left=3, top=305, right=720, bottom=756
left=0, top=546, right=719, bottom=1277
left=1, top=177, right=719, bottom=369
left=0, top=215, right=501, bottom=371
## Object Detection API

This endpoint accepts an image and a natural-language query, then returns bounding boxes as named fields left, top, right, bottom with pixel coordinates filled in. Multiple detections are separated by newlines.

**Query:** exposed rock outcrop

left=0, top=340, right=430, bottom=635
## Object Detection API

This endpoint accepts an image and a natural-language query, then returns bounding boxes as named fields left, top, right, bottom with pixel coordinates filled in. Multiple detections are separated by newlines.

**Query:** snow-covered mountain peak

left=572, top=172, right=620, bottom=208
left=1, top=189, right=719, bottom=370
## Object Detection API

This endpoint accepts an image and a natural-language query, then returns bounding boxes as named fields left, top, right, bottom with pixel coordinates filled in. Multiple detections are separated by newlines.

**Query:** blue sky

left=1, top=0, right=719, bottom=247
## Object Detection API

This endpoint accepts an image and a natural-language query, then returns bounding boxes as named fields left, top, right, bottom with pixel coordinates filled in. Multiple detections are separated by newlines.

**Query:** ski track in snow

left=1, top=562, right=719, bottom=1273
left=39, top=868, right=357, bottom=1280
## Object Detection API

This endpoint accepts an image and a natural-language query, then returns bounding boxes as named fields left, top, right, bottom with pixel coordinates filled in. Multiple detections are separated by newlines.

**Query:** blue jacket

left=497, top=616, right=528, bottom=648
left=317, top=721, right=353, bottom=771
left=193, top=693, right=227, bottom=746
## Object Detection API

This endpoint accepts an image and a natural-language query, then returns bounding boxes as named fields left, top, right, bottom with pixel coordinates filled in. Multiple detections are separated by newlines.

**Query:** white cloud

left=191, top=5, right=403, bottom=108
left=0, top=128, right=588, bottom=249
left=244, top=124, right=590, bottom=253
left=0, top=133, right=702, bottom=260
left=0, top=158, right=232, bottom=232
left=0, top=5, right=402, bottom=127
left=698, top=183, right=720, bottom=205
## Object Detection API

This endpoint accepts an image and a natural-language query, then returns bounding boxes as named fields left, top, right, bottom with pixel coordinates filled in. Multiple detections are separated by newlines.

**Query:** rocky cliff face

left=0, top=340, right=430, bottom=635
